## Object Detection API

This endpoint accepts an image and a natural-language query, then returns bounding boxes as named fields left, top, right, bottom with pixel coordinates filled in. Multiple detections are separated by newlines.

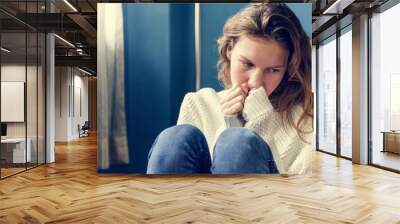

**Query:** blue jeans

left=146, top=124, right=279, bottom=174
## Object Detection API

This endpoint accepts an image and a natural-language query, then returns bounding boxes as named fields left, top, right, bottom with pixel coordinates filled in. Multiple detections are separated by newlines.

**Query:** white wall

left=55, top=66, right=69, bottom=141
left=1, top=64, right=26, bottom=82
left=1, top=64, right=40, bottom=138
left=1, top=63, right=46, bottom=164
left=55, top=67, right=89, bottom=141
left=1, top=65, right=27, bottom=141
left=72, top=73, right=89, bottom=137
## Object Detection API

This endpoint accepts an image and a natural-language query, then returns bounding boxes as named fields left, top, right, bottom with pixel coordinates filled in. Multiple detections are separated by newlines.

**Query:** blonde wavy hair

left=217, top=3, right=313, bottom=139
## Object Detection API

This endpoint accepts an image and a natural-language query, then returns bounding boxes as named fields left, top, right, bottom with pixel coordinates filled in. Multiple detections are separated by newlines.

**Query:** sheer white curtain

left=97, top=3, right=129, bottom=169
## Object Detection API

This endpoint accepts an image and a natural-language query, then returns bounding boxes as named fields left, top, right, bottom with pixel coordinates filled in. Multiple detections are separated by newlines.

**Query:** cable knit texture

left=177, top=87, right=314, bottom=175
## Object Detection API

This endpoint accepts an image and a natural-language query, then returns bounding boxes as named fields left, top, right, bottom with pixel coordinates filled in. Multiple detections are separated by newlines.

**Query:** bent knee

left=159, top=124, right=203, bottom=141
left=215, top=128, right=269, bottom=156
left=149, top=124, right=204, bottom=158
left=217, top=128, right=260, bottom=145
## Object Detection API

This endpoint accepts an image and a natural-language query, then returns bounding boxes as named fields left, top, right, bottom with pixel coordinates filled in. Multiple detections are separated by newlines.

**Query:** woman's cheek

left=230, top=69, right=246, bottom=85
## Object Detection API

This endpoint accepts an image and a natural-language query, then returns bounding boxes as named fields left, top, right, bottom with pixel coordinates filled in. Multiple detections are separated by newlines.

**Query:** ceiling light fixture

left=63, top=0, right=78, bottom=12
left=54, top=34, right=75, bottom=48
left=1, top=47, right=11, bottom=53
left=78, top=67, right=93, bottom=76
left=322, top=0, right=355, bottom=15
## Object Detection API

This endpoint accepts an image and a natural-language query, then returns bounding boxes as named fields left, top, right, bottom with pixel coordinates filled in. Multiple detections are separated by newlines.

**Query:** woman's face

left=227, top=35, right=289, bottom=96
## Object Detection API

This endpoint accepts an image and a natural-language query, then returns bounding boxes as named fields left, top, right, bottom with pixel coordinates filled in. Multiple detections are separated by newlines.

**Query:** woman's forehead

left=234, top=35, right=289, bottom=65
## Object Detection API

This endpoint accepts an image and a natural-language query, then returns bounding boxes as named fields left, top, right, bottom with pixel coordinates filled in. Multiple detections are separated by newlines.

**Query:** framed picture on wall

left=1, top=81, right=25, bottom=122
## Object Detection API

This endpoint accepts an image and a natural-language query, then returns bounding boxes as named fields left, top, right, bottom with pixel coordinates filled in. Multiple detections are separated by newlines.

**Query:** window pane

left=317, top=36, right=337, bottom=154
left=340, top=28, right=352, bottom=158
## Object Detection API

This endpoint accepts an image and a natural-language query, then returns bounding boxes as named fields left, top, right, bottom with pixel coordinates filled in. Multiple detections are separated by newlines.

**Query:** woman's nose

left=247, top=70, right=263, bottom=90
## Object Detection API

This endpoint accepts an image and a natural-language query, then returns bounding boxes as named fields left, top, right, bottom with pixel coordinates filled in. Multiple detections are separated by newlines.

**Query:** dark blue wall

left=170, top=4, right=196, bottom=124
left=200, top=3, right=248, bottom=91
left=123, top=3, right=195, bottom=172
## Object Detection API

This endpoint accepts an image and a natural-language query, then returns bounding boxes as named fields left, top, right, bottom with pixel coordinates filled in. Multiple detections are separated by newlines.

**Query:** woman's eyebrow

left=239, top=56, right=253, bottom=63
left=266, top=65, right=285, bottom=69
left=239, top=56, right=285, bottom=68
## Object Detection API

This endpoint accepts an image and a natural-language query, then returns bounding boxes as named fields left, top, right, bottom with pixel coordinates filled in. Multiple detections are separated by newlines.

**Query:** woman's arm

left=242, top=87, right=313, bottom=175
left=286, top=140, right=313, bottom=175
left=177, top=93, right=203, bottom=130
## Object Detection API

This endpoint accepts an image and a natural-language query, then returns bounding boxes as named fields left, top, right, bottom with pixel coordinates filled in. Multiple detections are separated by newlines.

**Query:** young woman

left=147, top=3, right=313, bottom=175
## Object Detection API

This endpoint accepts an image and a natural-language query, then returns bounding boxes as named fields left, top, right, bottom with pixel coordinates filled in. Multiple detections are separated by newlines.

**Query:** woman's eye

left=266, top=68, right=280, bottom=73
left=242, top=62, right=253, bottom=69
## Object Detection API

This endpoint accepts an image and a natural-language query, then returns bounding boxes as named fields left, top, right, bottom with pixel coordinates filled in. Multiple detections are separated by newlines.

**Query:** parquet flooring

left=1, top=167, right=25, bottom=178
left=1, top=134, right=400, bottom=223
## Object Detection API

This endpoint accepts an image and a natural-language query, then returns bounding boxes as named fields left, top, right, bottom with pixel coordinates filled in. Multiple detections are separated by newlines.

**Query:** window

left=0, top=1, right=47, bottom=179
left=339, top=26, right=352, bottom=158
left=371, top=2, right=400, bottom=171
left=317, top=35, right=337, bottom=154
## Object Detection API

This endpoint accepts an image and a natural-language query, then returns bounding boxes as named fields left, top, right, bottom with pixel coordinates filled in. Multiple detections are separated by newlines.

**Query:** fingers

left=222, top=101, right=244, bottom=115
left=221, top=84, right=248, bottom=116
left=223, top=94, right=245, bottom=109
left=221, top=84, right=246, bottom=105
left=221, top=94, right=245, bottom=115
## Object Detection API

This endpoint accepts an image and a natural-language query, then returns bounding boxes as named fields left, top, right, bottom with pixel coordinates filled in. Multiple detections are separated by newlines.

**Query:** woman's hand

left=220, top=83, right=249, bottom=116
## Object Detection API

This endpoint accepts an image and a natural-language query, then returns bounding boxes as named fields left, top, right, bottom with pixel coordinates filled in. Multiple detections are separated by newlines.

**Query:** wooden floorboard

left=1, top=134, right=400, bottom=223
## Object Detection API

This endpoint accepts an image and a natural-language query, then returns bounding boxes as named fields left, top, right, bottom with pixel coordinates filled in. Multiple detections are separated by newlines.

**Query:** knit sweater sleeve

left=242, top=87, right=313, bottom=176
left=177, top=93, right=203, bottom=130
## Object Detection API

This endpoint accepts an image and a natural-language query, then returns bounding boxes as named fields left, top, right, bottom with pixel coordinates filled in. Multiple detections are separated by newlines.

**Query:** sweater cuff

left=243, top=87, right=274, bottom=121
left=224, top=114, right=245, bottom=128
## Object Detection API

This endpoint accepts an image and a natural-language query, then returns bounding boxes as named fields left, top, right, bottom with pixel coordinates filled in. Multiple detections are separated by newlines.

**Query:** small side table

left=381, top=131, right=400, bottom=154
left=1, top=138, right=32, bottom=163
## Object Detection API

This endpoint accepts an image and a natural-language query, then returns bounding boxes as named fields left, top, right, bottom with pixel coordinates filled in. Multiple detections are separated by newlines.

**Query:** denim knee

left=147, top=124, right=209, bottom=174
left=212, top=127, right=277, bottom=174
left=214, top=127, right=264, bottom=156
left=148, top=124, right=203, bottom=159
left=158, top=124, right=202, bottom=143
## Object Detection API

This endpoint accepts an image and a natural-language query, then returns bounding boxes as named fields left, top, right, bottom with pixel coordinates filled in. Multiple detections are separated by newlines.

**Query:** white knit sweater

left=177, top=87, right=314, bottom=175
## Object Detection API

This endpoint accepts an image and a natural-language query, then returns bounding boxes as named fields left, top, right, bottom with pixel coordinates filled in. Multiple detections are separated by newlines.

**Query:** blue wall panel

left=170, top=4, right=196, bottom=124
left=123, top=3, right=195, bottom=172
left=200, top=3, right=248, bottom=91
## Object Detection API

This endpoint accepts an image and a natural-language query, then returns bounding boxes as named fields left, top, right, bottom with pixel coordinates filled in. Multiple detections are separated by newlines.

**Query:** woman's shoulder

left=180, top=88, right=225, bottom=123
left=184, top=87, right=226, bottom=102
left=180, top=88, right=226, bottom=115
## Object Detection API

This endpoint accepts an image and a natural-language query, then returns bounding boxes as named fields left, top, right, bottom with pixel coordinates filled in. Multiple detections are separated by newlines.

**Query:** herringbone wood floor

left=1, top=134, right=400, bottom=224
